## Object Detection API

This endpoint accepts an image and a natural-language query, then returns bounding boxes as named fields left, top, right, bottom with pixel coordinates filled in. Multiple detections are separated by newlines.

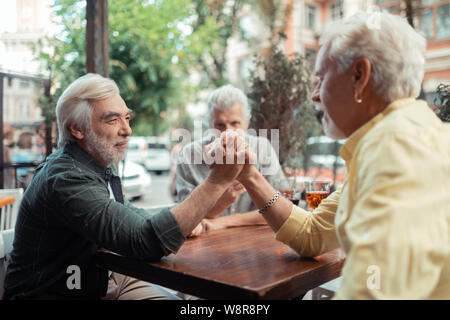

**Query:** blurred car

left=306, top=135, right=345, bottom=168
left=144, top=138, right=171, bottom=175
left=125, top=136, right=147, bottom=165
left=118, top=159, right=152, bottom=201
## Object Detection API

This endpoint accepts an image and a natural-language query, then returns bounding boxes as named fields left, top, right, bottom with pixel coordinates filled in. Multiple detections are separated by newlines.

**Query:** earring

left=354, top=93, right=363, bottom=104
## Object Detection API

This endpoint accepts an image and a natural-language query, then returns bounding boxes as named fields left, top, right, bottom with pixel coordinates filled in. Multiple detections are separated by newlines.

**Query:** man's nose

left=120, top=119, right=132, bottom=136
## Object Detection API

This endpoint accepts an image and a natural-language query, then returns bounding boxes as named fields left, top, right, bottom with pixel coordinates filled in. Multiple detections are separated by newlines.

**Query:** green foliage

left=108, top=0, right=192, bottom=136
left=247, top=42, right=320, bottom=168
left=435, top=84, right=449, bottom=122
left=37, top=0, right=238, bottom=139
left=187, top=0, right=245, bottom=87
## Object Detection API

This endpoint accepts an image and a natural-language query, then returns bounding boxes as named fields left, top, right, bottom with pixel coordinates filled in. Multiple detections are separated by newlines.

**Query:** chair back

left=0, top=188, right=23, bottom=231
left=0, top=229, right=14, bottom=299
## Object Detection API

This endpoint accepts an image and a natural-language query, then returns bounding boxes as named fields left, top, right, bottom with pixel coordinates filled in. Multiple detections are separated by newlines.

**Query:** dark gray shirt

left=4, top=142, right=185, bottom=299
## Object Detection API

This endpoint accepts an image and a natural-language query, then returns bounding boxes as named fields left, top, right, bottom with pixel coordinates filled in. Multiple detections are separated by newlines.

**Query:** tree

left=248, top=0, right=293, bottom=50
left=187, top=0, right=246, bottom=88
left=246, top=38, right=320, bottom=169
left=37, top=0, right=205, bottom=138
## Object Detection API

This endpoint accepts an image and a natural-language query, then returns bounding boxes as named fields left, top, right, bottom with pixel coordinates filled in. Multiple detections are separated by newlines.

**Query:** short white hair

left=319, top=11, right=426, bottom=102
left=56, top=73, right=119, bottom=148
left=206, top=85, right=251, bottom=125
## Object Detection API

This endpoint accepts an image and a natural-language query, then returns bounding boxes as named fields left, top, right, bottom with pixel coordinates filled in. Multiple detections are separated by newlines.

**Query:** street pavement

left=131, top=172, right=176, bottom=208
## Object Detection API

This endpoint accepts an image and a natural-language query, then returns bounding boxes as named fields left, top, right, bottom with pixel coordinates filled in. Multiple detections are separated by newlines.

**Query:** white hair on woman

left=319, top=10, right=426, bottom=102
left=56, top=73, right=120, bottom=148
left=206, top=84, right=251, bottom=125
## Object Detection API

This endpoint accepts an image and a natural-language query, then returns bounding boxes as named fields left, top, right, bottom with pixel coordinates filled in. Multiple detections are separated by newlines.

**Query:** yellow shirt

left=276, top=98, right=450, bottom=299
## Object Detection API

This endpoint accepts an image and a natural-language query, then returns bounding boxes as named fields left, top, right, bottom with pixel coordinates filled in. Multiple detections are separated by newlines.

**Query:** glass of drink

left=304, top=180, right=331, bottom=210
left=275, top=178, right=299, bottom=205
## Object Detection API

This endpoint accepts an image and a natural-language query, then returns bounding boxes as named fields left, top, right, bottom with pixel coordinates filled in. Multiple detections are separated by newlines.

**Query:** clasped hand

left=204, top=130, right=256, bottom=185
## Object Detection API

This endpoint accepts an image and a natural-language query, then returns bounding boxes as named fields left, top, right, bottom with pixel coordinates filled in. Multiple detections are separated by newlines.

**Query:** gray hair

left=319, top=11, right=426, bottom=102
left=206, top=85, right=251, bottom=125
left=56, top=73, right=120, bottom=148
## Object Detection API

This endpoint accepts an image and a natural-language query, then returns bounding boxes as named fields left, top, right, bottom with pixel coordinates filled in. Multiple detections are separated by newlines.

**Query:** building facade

left=228, top=0, right=450, bottom=104
left=0, top=0, right=53, bottom=127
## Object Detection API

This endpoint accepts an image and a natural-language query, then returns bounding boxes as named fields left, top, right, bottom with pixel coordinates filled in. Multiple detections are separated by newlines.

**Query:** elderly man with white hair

left=3, top=74, right=249, bottom=300
left=176, top=84, right=286, bottom=236
left=231, top=11, right=450, bottom=299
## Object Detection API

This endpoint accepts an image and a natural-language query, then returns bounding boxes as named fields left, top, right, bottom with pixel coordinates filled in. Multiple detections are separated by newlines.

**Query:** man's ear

left=68, top=124, right=86, bottom=140
left=352, top=57, right=371, bottom=98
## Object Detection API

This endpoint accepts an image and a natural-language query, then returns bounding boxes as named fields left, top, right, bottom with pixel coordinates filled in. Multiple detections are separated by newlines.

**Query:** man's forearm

left=171, top=179, right=230, bottom=236
left=240, top=167, right=293, bottom=232
left=205, top=200, right=230, bottom=219
left=218, top=210, right=266, bottom=227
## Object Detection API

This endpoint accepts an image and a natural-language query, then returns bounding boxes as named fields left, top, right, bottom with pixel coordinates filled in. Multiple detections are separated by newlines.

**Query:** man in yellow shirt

left=235, top=11, right=450, bottom=299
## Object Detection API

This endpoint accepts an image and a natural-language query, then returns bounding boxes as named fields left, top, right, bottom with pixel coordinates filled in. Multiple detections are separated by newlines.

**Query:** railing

left=1, top=161, right=41, bottom=189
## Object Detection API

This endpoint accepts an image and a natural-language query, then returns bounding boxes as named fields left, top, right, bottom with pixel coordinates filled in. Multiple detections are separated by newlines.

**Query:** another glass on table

left=304, top=180, right=331, bottom=210
left=276, top=177, right=300, bottom=205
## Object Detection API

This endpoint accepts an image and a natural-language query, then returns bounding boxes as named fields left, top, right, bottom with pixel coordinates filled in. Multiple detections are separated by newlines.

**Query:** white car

left=125, top=136, right=147, bottom=165
left=118, top=160, right=152, bottom=201
left=144, top=141, right=171, bottom=175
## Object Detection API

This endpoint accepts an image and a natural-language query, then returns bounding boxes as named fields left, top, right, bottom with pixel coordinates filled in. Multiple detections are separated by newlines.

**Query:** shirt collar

left=340, top=97, right=416, bottom=164
left=64, top=142, right=115, bottom=181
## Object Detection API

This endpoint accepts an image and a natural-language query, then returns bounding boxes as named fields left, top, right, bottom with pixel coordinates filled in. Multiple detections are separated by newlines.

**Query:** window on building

left=330, top=0, right=344, bottom=21
left=19, top=80, right=30, bottom=89
left=386, top=5, right=400, bottom=14
left=376, top=0, right=399, bottom=13
left=305, top=4, right=318, bottom=30
left=417, top=0, right=450, bottom=40
left=419, top=7, right=435, bottom=38
left=436, top=3, right=450, bottom=39
left=421, top=0, right=441, bottom=5
left=8, top=100, right=14, bottom=122
left=377, top=0, right=449, bottom=41
left=20, top=101, right=29, bottom=120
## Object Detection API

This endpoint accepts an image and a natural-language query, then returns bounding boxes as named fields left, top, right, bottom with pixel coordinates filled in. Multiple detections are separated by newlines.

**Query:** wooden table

left=96, top=225, right=345, bottom=300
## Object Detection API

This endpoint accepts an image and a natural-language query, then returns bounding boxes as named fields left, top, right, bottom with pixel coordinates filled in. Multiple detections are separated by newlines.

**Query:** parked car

left=118, top=159, right=152, bottom=201
left=125, top=136, right=147, bottom=165
left=305, top=135, right=345, bottom=168
left=144, top=138, right=171, bottom=175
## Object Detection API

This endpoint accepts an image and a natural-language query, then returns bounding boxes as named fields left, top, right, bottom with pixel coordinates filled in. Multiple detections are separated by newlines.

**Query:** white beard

left=85, top=129, right=126, bottom=167
left=322, top=112, right=347, bottom=140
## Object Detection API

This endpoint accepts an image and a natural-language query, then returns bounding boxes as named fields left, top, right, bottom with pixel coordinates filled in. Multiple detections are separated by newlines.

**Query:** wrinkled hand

left=216, top=180, right=246, bottom=209
left=188, top=218, right=225, bottom=237
left=205, top=130, right=256, bottom=185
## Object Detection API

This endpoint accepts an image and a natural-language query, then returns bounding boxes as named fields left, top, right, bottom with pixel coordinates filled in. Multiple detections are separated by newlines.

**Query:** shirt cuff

left=275, top=205, right=308, bottom=245
left=150, top=207, right=186, bottom=255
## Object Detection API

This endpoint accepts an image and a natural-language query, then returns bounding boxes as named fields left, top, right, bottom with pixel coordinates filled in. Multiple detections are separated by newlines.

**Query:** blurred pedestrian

left=12, top=132, right=43, bottom=189
left=3, top=124, right=16, bottom=188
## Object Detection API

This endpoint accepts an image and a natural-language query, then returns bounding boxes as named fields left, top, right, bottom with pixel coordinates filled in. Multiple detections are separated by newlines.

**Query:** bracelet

left=258, top=191, right=280, bottom=214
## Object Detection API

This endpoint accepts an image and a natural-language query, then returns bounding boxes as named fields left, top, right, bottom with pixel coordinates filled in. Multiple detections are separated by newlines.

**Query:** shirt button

left=105, top=168, right=111, bottom=175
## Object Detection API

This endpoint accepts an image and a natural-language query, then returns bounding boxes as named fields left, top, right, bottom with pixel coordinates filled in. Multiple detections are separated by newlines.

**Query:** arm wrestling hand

left=204, top=130, right=254, bottom=185
left=217, top=181, right=246, bottom=207
left=188, top=218, right=224, bottom=237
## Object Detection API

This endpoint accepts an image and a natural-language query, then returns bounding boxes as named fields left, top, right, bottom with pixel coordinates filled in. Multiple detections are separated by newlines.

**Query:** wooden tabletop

left=96, top=225, right=345, bottom=300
